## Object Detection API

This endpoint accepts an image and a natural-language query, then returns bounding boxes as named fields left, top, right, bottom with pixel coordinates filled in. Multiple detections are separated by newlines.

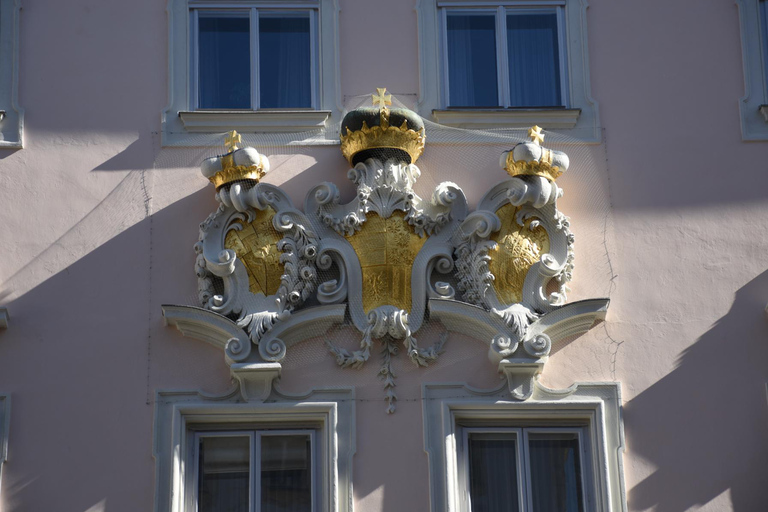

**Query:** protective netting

left=0, top=92, right=617, bottom=405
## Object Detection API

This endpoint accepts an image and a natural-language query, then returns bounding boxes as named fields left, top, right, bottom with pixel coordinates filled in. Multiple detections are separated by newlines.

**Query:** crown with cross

left=501, top=125, right=570, bottom=182
left=200, top=130, right=271, bottom=189
left=339, top=88, right=426, bottom=165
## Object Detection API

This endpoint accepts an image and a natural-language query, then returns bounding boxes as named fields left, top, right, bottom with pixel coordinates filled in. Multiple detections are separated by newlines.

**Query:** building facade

left=1, top=0, right=768, bottom=511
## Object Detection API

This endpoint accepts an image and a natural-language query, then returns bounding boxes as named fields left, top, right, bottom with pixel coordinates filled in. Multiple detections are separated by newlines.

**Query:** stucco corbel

left=231, top=362, right=282, bottom=402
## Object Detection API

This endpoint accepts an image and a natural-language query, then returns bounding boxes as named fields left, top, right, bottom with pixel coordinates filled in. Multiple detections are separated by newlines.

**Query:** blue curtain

left=198, top=15, right=251, bottom=109
left=507, top=13, right=562, bottom=107
left=447, top=14, right=499, bottom=107
left=259, top=15, right=312, bottom=108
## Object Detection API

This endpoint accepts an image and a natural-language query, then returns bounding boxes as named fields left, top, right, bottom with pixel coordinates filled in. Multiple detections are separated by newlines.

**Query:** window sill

left=760, top=105, right=768, bottom=123
left=432, top=108, right=581, bottom=130
left=178, top=110, right=332, bottom=133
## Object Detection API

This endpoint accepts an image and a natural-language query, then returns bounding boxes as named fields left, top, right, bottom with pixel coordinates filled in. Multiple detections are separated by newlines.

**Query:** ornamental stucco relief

left=165, top=90, right=608, bottom=412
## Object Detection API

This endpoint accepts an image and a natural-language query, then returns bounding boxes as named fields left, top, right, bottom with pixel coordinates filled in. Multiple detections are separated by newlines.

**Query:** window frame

left=189, top=429, right=318, bottom=511
left=416, top=0, right=600, bottom=140
left=0, top=0, right=23, bottom=148
left=440, top=6, right=569, bottom=110
left=458, top=426, right=591, bottom=512
left=736, top=0, right=768, bottom=140
left=189, top=7, right=319, bottom=111
left=153, top=388, right=355, bottom=512
left=422, top=382, right=626, bottom=512
left=163, top=0, right=342, bottom=146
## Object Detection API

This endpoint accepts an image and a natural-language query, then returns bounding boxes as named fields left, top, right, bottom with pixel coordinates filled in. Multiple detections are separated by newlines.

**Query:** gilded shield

left=346, top=211, right=427, bottom=313
left=224, top=207, right=284, bottom=296
left=488, top=203, right=550, bottom=305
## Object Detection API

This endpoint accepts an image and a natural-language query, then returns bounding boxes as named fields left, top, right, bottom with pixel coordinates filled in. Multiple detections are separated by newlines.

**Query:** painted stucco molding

left=422, top=381, right=627, bottom=512
left=153, top=386, right=355, bottom=512
left=169, top=100, right=609, bottom=412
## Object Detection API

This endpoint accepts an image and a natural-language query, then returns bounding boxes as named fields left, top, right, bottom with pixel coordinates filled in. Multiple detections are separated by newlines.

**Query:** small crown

left=340, top=88, right=426, bottom=165
left=200, top=130, right=270, bottom=189
left=501, top=126, right=569, bottom=181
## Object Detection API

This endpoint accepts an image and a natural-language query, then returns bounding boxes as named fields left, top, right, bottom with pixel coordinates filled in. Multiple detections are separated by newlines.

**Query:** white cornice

left=432, top=108, right=581, bottom=130
left=178, top=110, right=332, bottom=133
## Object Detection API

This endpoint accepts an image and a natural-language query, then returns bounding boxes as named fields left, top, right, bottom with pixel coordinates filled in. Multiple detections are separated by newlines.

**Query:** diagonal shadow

left=625, top=270, right=768, bottom=511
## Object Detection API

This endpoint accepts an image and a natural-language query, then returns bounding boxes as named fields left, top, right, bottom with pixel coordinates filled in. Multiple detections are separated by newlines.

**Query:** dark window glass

left=447, top=14, right=499, bottom=107
left=259, top=14, right=312, bottom=108
left=528, top=434, right=584, bottom=512
left=198, top=436, right=250, bottom=512
left=507, top=13, right=562, bottom=107
left=468, top=433, right=520, bottom=512
left=198, top=15, right=251, bottom=109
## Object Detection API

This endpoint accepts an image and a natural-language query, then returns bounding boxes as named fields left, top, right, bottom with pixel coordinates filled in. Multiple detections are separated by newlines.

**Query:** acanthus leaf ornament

left=173, top=95, right=608, bottom=411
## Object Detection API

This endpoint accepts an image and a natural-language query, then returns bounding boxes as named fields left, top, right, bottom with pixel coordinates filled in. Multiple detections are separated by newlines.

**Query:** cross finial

left=225, top=130, right=242, bottom=153
left=528, top=125, right=545, bottom=146
left=372, top=87, right=392, bottom=109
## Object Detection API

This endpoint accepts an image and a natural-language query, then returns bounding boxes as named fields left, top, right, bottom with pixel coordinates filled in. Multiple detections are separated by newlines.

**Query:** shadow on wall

left=0, top=186, right=236, bottom=512
left=625, top=270, right=768, bottom=511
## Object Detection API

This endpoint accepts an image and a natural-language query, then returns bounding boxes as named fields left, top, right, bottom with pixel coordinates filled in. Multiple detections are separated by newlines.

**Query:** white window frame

left=153, top=387, right=355, bottom=512
left=458, top=426, right=592, bottom=511
left=0, top=0, right=23, bottom=148
left=0, top=395, right=9, bottom=498
left=422, top=382, right=627, bottom=512
left=163, top=0, right=342, bottom=146
left=190, top=429, right=318, bottom=511
left=416, top=0, right=600, bottom=141
left=440, top=6, right=568, bottom=109
left=737, top=0, right=768, bottom=140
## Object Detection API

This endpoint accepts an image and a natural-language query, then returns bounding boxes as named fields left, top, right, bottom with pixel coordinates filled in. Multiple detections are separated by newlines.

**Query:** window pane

left=198, top=15, right=251, bottom=109
left=447, top=13, right=499, bottom=107
left=198, top=436, right=250, bottom=512
left=528, top=434, right=584, bottom=512
left=761, top=1, right=768, bottom=86
left=468, top=433, right=520, bottom=512
left=259, top=13, right=312, bottom=108
left=507, top=13, right=562, bottom=107
left=261, top=434, right=312, bottom=512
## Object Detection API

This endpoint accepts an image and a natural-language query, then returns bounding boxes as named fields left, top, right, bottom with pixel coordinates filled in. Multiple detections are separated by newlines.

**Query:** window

left=460, top=428, right=589, bottom=512
left=416, top=0, right=600, bottom=140
left=443, top=8, right=566, bottom=109
left=422, top=383, right=626, bottom=512
left=0, top=0, right=23, bottom=148
left=192, top=9, right=316, bottom=110
left=736, top=0, right=768, bottom=140
left=153, top=388, right=354, bottom=512
left=192, top=431, right=315, bottom=511
left=163, top=0, right=342, bottom=146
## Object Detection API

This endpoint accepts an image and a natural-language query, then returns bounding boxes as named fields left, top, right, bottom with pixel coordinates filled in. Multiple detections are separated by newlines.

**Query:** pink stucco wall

left=0, top=0, right=767, bottom=511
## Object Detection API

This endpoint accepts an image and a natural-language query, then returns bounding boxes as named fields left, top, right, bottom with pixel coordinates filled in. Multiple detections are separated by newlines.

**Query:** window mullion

left=310, top=9, right=319, bottom=109
left=250, top=8, right=259, bottom=110
left=556, top=6, right=568, bottom=107
left=191, top=9, right=200, bottom=109
left=496, top=6, right=509, bottom=108
left=440, top=8, right=450, bottom=108
left=521, top=429, right=533, bottom=512
left=252, top=432, right=260, bottom=512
